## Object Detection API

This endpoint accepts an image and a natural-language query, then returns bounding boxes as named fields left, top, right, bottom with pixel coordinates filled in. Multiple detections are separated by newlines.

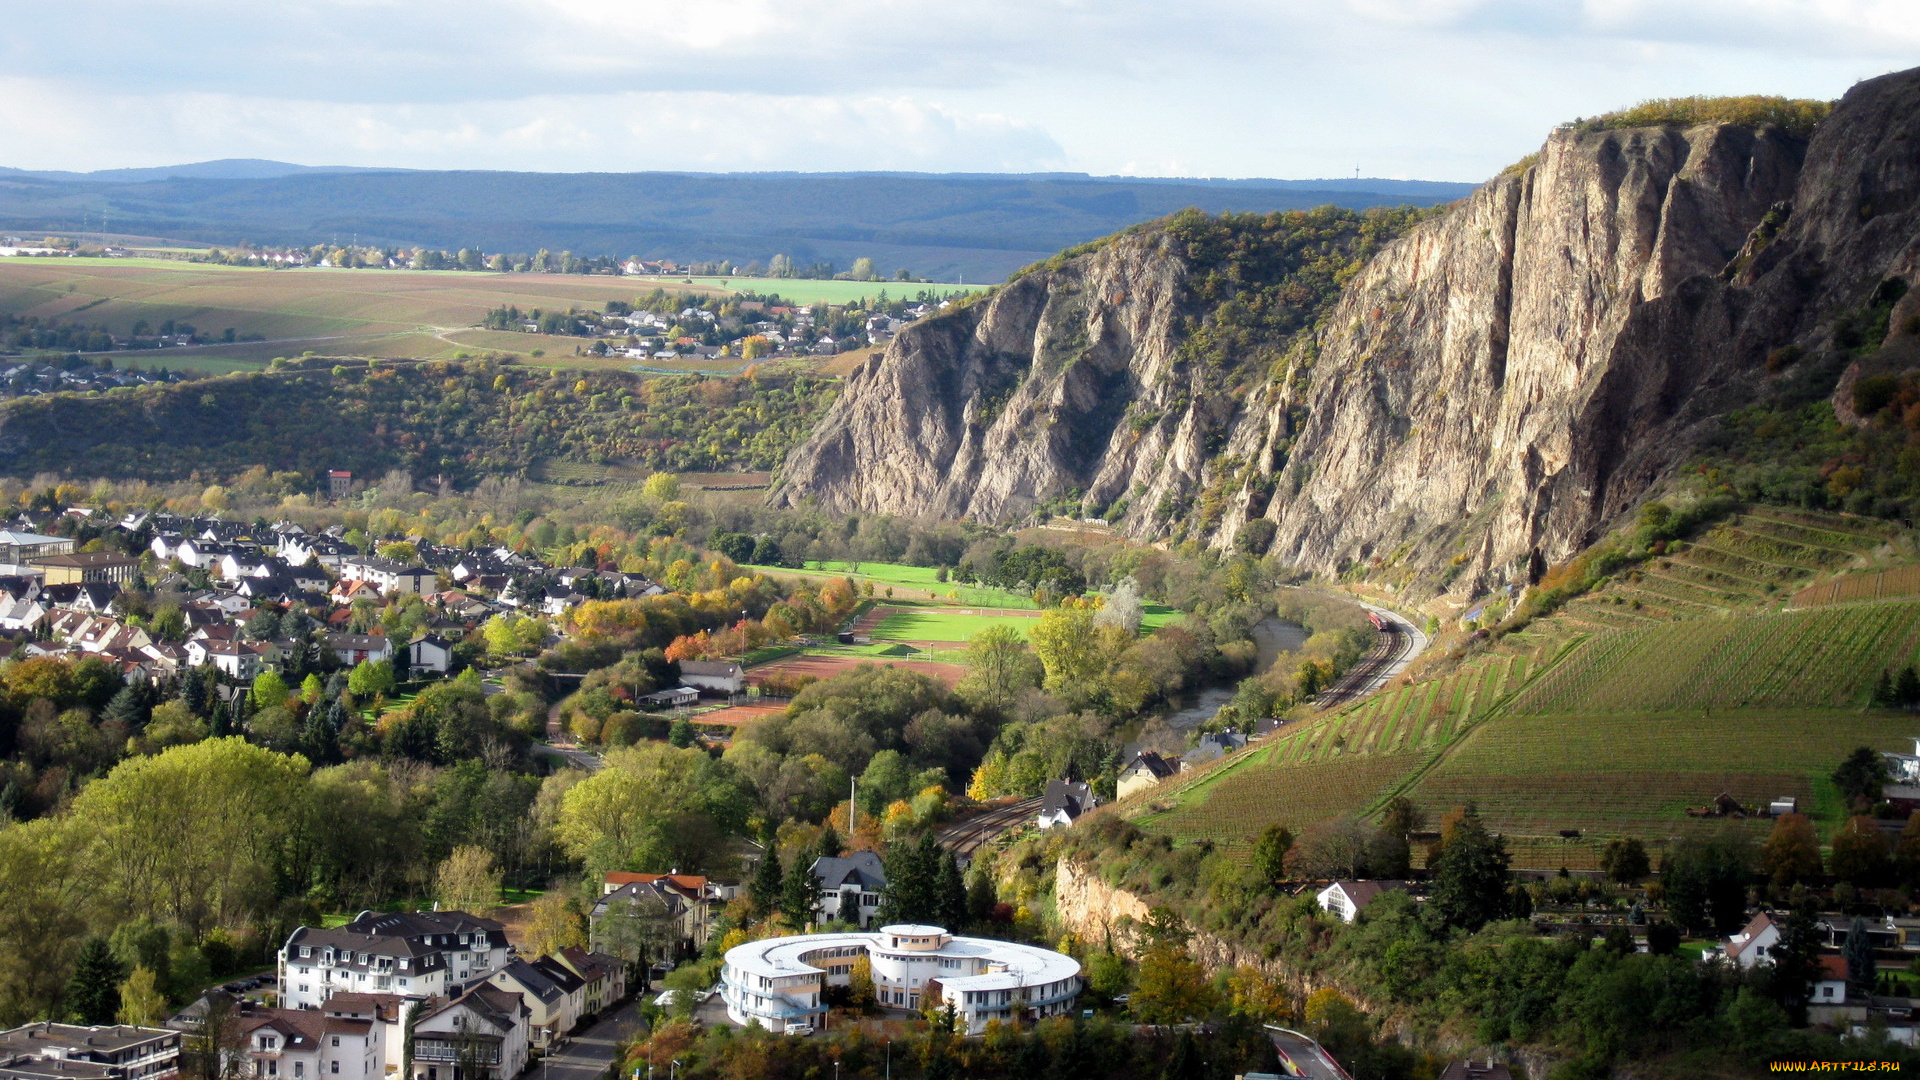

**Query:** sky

left=3, top=1, right=1917, bottom=182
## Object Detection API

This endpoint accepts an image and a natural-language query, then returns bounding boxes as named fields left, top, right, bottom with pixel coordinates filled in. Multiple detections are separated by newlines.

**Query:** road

left=541, top=703, right=605, bottom=772
left=540, top=998, right=645, bottom=1080
left=1266, top=1026, right=1352, bottom=1080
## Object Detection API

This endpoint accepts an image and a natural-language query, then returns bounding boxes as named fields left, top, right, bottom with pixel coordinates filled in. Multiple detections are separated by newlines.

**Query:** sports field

left=870, top=610, right=1039, bottom=643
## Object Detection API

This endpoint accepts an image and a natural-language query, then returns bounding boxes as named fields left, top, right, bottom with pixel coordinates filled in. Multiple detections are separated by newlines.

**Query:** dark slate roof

left=1042, top=779, right=1094, bottom=819
left=494, top=959, right=566, bottom=1004
left=811, top=851, right=886, bottom=891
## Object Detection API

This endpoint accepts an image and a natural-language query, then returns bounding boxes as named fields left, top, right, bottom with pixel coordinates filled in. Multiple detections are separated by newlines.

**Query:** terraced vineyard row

left=1142, top=752, right=1429, bottom=845
left=1794, top=564, right=1920, bottom=608
left=1504, top=601, right=1920, bottom=715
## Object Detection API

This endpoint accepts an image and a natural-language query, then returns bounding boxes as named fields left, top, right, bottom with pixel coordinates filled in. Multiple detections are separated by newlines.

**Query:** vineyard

left=1403, top=711, right=1919, bottom=844
left=1794, top=564, right=1920, bottom=608
left=1125, top=507, right=1920, bottom=868
left=1503, top=601, right=1920, bottom=715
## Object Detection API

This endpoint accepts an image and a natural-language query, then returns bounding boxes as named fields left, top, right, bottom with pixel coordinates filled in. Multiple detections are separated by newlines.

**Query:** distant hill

left=0, top=159, right=406, bottom=183
left=0, top=166, right=1476, bottom=281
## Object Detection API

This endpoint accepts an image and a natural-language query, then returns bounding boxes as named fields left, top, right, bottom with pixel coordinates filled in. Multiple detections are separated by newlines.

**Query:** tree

left=779, top=857, right=821, bottom=928
left=250, top=670, right=289, bottom=710
left=1661, top=832, right=1754, bottom=936
left=116, top=965, right=165, bottom=1025
left=592, top=894, right=676, bottom=989
left=1094, top=578, right=1144, bottom=633
left=1130, top=946, right=1216, bottom=1023
left=668, top=717, right=694, bottom=748
left=1599, top=837, right=1651, bottom=884
left=641, top=473, right=682, bottom=502
left=434, top=846, right=502, bottom=913
left=347, top=659, right=395, bottom=700
left=749, top=850, right=784, bottom=918
left=1771, top=901, right=1823, bottom=1025
left=877, top=831, right=944, bottom=925
left=955, top=625, right=1041, bottom=713
left=1761, top=814, right=1823, bottom=886
left=1833, top=746, right=1889, bottom=810
left=180, top=990, right=245, bottom=1080
left=522, top=893, right=585, bottom=958
left=1830, top=815, right=1892, bottom=887
left=1844, top=916, right=1877, bottom=990
left=1252, top=825, right=1294, bottom=886
left=65, top=938, right=122, bottom=1024
left=1900, top=666, right=1920, bottom=710
left=933, top=848, right=966, bottom=930
left=1428, top=804, right=1510, bottom=932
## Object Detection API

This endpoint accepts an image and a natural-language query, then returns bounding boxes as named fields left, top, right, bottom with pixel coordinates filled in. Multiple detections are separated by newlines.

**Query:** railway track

left=935, top=796, right=1045, bottom=861
left=1315, top=623, right=1415, bottom=710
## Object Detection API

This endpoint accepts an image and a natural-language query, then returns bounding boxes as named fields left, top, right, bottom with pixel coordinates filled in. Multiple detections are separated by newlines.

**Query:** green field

left=1131, top=507, right=1920, bottom=869
left=744, top=560, right=1042, bottom=610
left=644, top=276, right=991, bottom=306
left=0, top=260, right=958, bottom=371
left=870, top=610, right=1038, bottom=643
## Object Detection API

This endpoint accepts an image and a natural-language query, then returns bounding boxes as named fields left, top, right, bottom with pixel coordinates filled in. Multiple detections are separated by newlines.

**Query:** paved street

left=538, top=999, right=645, bottom=1080
left=1267, top=1027, right=1351, bottom=1080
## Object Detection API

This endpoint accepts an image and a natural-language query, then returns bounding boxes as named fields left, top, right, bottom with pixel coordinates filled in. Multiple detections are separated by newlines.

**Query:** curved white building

left=720, top=924, right=1080, bottom=1035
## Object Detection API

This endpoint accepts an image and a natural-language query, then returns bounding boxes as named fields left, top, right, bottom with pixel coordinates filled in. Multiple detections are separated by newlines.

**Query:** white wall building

left=278, top=912, right=511, bottom=1010
left=721, top=925, right=1080, bottom=1036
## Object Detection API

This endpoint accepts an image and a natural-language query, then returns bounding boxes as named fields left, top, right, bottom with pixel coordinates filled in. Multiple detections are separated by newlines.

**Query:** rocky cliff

left=776, top=68, right=1920, bottom=598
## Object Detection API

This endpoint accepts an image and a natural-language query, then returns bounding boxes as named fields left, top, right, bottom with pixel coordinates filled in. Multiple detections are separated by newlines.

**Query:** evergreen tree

left=181, top=670, right=209, bottom=717
left=814, top=824, right=844, bottom=861
left=65, top=938, right=124, bottom=1024
left=1833, top=746, right=1890, bottom=810
left=933, top=848, right=967, bottom=930
left=103, top=684, right=148, bottom=730
left=748, top=850, right=783, bottom=918
left=304, top=700, right=341, bottom=765
left=1771, top=901, right=1823, bottom=1026
left=966, top=871, right=997, bottom=926
left=1874, top=668, right=1897, bottom=708
left=878, top=832, right=943, bottom=925
left=1844, top=916, right=1877, bottom=990
left=779, top=857, right=821, bottom=928
left=1900, top=665, right=1920, bottom=710
left=1429, top=804, right=1511, bottom=932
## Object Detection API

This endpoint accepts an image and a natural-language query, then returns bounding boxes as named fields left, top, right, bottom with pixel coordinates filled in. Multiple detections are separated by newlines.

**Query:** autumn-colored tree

left=1830, top=815, right=1892, bottom=887
left=434, top=846, right=503, bottom=913
left=116, top=965, right=166, bottom=1026
left=1761, top=814, right=1824, bottom=886
left=1129, top=945, right=1217, bottom=1023
left=522, top=892, right=586, bottom=958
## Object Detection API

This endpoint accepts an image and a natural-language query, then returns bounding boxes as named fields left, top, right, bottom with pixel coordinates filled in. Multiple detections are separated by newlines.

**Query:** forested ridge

left=0, top=359, right=836, bottom=483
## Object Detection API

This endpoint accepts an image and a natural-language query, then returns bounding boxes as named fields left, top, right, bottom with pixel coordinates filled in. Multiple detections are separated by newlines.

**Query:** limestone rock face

left=775, top=67, right=1920, bottom=597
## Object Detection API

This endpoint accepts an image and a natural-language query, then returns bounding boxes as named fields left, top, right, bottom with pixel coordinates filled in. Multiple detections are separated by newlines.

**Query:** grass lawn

left=743, top=560, right=1041, bottom=610
left=871, top=610, right=1037, bottom=643
left=1140, top=603, right=1178, bottom=631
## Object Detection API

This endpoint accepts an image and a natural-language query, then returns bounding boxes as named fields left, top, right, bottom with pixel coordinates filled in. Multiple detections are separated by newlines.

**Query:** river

left=1162, top=615, right=1307, bottom=732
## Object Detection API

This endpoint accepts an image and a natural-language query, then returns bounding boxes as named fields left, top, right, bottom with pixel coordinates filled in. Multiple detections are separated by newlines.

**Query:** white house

left=1037, top=779, right=1096, bottom=829
left=408, top=986, right=529, bottom=1080
left=1316, top=880, right=1405, bottom=923
left=327, top=634, right=392, bottom=666
left=233, top=1008, right=381, bottom=1080
left=1116, top=751, right=1179, bottom=799
left=721, top=925, right=1080, bottom=1036
left=1726, top=912, right=1782, bottom=969
left=406, top=635, right=456, bottom=675
left=810, top=852, right=886, bottom=928
left=486, top=959, right=581, bottom=1050
left=278, top=911, right=510, bottom=1010
left=339, top=557, right=438, bottom=597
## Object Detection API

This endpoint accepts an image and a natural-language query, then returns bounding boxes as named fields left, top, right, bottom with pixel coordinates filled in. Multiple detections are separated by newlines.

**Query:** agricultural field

left=1128, top=506, right=1920, bottom=869
left=1794, top=563, right=1920, bottom=608
left=1504, top=600, right=1920, bottom=715
left=1399, top=710, right=1916, bottom=842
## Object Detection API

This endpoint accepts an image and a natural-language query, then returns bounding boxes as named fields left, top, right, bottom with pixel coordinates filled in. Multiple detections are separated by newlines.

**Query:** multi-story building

left=721, top=925, right=1081, bottom=1036
left=234, top=1009, right=380, bottom=1080
left=484, top=959, right=581, bottom=1050
left=278, top=912, right=510, bottom=1010
left=0, top=1024, right=180, bottom=1080
left=408, top=986, right=529, bottom=1080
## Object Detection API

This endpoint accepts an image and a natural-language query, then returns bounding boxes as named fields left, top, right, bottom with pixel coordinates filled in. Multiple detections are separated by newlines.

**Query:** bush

left=1578, top=96, right=1831, bottom=138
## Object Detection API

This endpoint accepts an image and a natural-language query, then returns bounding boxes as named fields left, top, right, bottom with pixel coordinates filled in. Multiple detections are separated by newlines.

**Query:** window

left=330, top=1064, right=339, bottom=1074
left=294, top=1065, right=303, bottom=1078
left=330, top=1039, right=339, bottom=1049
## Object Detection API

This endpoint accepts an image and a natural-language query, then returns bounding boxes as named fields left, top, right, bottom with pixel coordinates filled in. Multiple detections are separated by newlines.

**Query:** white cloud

left=0, top=79, right=1066, bottom=173
left=0, top=1, right=1913, bottom=178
